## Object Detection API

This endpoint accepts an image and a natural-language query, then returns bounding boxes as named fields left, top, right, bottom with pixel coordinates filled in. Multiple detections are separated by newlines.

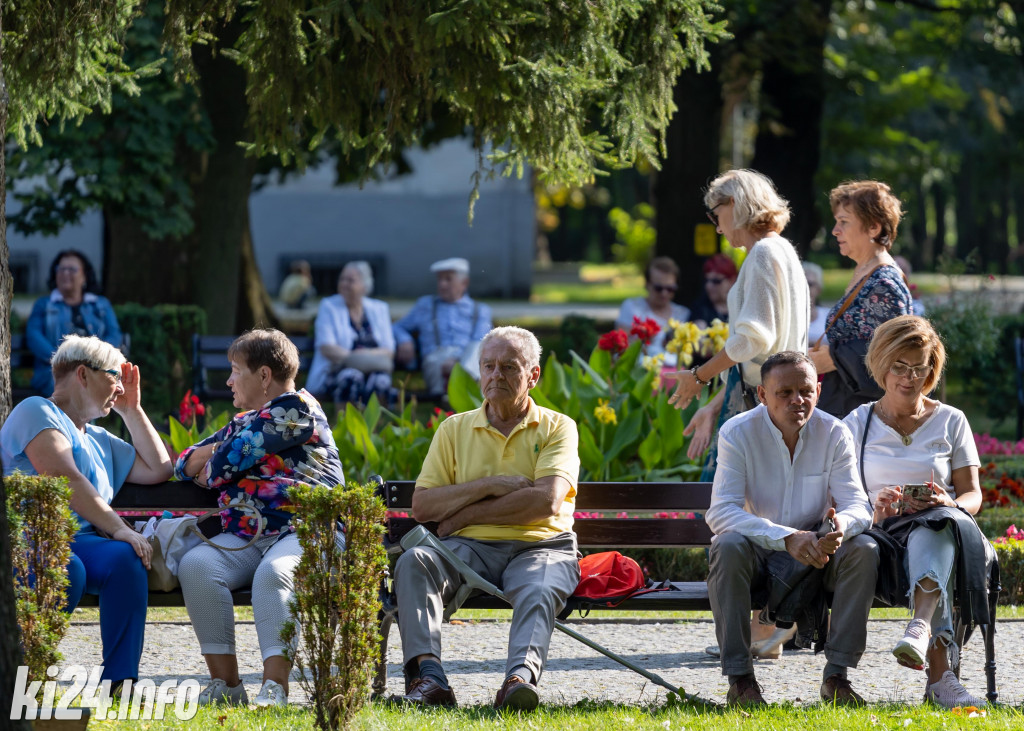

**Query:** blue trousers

left=68, top=532, right=148, bottom=682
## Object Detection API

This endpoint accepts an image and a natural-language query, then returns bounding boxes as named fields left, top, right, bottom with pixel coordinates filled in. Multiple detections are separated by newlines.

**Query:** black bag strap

left=859, top=403, right=876, bottom=511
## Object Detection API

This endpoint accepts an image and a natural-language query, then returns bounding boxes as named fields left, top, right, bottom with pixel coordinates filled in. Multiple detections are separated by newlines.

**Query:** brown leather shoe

left=391, top=677, right=457, bottom=707
left=820, top=674, right=866, bottom=707
left=493, top=675, right=539, bottom=711
left=726, top=674, right=767, bottom=707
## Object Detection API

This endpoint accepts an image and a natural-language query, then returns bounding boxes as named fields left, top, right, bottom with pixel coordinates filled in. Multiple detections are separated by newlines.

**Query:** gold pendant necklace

left=879, top=403, right=920, bottom=446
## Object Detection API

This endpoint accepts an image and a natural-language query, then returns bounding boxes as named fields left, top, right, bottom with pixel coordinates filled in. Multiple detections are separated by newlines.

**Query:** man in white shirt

left=706, top=351, right=877, bottom=707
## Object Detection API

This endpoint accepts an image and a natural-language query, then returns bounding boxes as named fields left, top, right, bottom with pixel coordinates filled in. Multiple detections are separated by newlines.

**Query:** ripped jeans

left=906, top=523, right=956, bottom=648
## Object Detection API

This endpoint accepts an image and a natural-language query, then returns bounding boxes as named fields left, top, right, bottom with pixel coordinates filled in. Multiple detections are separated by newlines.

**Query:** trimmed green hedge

left=114, top=303, right=206, bottom=416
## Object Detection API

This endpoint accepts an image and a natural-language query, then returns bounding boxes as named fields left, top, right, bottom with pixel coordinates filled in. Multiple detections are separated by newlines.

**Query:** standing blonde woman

left=670, top=169, right=810, bottom=478
left=810, top=181, right=912, bottom=418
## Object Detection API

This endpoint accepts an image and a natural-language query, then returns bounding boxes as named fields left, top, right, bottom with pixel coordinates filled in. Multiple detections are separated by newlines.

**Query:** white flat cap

left=430, top=257, right=470, bottom=275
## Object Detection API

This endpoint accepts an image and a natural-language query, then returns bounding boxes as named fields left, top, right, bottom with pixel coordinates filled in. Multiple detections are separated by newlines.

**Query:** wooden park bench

left=79, top=478, right=998, bottom=703
left=377, top=478, right=999, bottom=702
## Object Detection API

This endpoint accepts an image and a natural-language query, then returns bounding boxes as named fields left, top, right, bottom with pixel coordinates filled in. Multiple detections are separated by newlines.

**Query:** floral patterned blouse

left=826, top=265, right=912, bottom=347
left=174, top=389, right=344, bottom=538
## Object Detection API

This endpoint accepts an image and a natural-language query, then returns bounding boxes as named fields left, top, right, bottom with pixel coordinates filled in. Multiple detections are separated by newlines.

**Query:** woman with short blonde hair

left=844, top=315, right=990, bottom=709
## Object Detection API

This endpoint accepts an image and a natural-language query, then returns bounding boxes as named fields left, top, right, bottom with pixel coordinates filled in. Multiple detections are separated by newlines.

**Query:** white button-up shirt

left=706, top=404, right=872, bottom=551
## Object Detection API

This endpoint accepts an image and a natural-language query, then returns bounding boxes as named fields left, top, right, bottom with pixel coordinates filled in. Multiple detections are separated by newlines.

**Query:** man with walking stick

left=391, top=326, right=580, bottom=711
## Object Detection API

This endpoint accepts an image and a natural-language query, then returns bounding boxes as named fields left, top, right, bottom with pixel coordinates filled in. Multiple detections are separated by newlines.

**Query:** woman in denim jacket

left=26, top=249, right=122, bottom=396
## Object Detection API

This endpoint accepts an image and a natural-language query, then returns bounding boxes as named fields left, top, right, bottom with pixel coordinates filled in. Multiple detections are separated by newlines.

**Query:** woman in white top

left=615, top=256, right=690, bottom=365
left=844, top=315, right=987, bottom=709
left=670, top=169, right=810, bottom=477
left=306, top=261, right=395, bottom=406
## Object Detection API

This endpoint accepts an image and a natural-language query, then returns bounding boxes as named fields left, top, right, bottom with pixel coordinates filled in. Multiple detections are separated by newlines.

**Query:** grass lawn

left=88, top=699, right=1023, bottom=729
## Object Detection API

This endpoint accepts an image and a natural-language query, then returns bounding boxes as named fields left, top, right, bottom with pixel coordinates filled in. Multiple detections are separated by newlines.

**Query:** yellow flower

left=593, top=399, right=618, bottom=425
left=641, top=353, right=665, bottom=373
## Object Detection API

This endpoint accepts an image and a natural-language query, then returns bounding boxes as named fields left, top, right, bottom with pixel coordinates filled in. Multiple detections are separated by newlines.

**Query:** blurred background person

left=393, top=257, right=492, bottom=396
left=804, top=262, right=829, bottom=346
left=894, top=255, right=926, bottom=316
left=689, top=253, right=737, bottom=327
left=615, top=256, right=690, bottom=365
left=306, top=261, right=395, bottom=407
left=810, top=181, right=912, bottom=418
left=278, top=259, right=316, bottom=309
left=26, top=249, right=122, bottom=397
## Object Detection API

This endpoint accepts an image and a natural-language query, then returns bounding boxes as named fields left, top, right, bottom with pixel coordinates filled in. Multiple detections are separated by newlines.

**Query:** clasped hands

left=783, top=508, right=843, bottom=569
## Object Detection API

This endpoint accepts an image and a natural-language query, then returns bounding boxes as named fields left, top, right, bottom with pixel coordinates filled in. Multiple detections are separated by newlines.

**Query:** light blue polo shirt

left=0, top=396, right=136, bottom=532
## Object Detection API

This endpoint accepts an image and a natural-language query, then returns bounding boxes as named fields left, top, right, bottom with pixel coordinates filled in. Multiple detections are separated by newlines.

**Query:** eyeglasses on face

left=705, top=277, right=727, bottom=286
left=889, top=361, right=932, bottom=380
left=88, top=365, right=122, bottom=383
left=706, top=201, right=726, bottom=226
left=650, top=283, right=678, bottom=294
left=56, top=266, right=82, bottom=274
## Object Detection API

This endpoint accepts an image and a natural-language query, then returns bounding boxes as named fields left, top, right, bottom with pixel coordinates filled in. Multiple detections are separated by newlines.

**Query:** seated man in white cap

left=393, top=257, right=493, bottom=395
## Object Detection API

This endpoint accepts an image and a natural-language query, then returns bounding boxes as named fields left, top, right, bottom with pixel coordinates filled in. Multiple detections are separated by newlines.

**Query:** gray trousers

left=708, top=532, right=879, bottom=676
left=393, top=533, right=579, bottom=684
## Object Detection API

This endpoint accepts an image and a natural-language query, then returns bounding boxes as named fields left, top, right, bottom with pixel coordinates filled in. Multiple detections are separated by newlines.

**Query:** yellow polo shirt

left=415, top=398, right=580, bottom=542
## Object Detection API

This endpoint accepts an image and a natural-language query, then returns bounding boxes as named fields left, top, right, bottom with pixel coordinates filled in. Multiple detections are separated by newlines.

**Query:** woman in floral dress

left=810, top=180, right=913, bottom=417
left=175, top=329, right=345, bottom=708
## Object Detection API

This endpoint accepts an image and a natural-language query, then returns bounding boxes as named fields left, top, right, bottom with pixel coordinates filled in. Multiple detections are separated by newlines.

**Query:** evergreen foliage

left=3, top=1, right=146, bottom=147
left=162, top=1, right=728, bottom=190
left=6, top=473, right=76, bottom=687
left=283, top=481, right=387, bottom=730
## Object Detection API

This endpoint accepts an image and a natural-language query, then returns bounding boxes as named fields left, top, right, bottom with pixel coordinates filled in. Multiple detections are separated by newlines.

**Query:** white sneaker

left=197, top=678, right=248, bottom=706
left=892, top=618, right=930, bottom=669
left=254, top=679, right=288, bottom=708
left=925, top=670, right=988, bottom=708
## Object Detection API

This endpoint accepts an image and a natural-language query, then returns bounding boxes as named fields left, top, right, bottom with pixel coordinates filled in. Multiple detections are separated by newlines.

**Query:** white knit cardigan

left=724, top=235, right=810, bottom=386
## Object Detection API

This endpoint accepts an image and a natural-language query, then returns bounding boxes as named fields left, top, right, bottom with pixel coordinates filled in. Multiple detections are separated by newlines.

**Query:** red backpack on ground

left=573, top=551, right=646, bottom=600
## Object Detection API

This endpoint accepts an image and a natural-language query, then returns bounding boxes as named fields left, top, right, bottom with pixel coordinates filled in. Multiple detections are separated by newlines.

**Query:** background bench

left=377, top=478, right=998, bottom=702
left=192, top=333, right=314, bottom=402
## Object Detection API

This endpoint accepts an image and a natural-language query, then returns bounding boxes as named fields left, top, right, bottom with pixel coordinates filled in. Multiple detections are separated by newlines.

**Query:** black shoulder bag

left=859, top=404, right=911, bottom=608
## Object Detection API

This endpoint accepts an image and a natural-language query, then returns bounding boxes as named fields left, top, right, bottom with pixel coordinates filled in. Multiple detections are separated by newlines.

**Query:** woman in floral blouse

left=175, top=329, right=345, bottom=708
left=810, top=180, right=913, bottom=418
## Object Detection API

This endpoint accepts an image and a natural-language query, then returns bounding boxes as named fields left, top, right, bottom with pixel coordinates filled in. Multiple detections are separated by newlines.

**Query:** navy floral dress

left=818, top=264, right=912, bottom=417
left=174, top=389, right=344, bottom=538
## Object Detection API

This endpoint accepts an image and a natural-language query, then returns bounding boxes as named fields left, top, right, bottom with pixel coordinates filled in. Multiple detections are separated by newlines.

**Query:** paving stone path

left=58, top=617, right=1018, bottom=708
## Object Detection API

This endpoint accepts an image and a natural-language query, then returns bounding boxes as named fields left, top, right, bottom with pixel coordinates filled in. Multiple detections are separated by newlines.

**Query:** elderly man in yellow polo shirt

left=391, top=325, right=581, bottom=711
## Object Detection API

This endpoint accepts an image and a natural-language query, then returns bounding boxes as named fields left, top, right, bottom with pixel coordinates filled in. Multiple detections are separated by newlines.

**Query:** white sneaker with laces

left=892, top=618, right=930, bottom=669
left=197, top=678, right=248, bottom=706
left=254, top=679, right=288, bottom=708
left=925, top=670, right=987, bottom=708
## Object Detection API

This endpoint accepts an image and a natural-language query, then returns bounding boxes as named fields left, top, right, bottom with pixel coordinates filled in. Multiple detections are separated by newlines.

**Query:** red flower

left=179, top=389, right=206, bottom=426
left=598, top=329, right=629, bottom=353
left=629, top=317, right=661, bottom=346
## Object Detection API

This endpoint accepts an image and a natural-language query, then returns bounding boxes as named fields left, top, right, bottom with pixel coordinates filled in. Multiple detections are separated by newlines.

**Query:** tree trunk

left=0, top=3, right=32, bottom=724
left=955, top=159, right=976, bottom=263
left=932, top=180, right=947, bottom=267
left=104, top=14, right=277, bottom=334
left=748, top=0, right=831, bottom=256
left=910, top=181, right=927, bottom=270
left=653, top=59, right=723, bottom=303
